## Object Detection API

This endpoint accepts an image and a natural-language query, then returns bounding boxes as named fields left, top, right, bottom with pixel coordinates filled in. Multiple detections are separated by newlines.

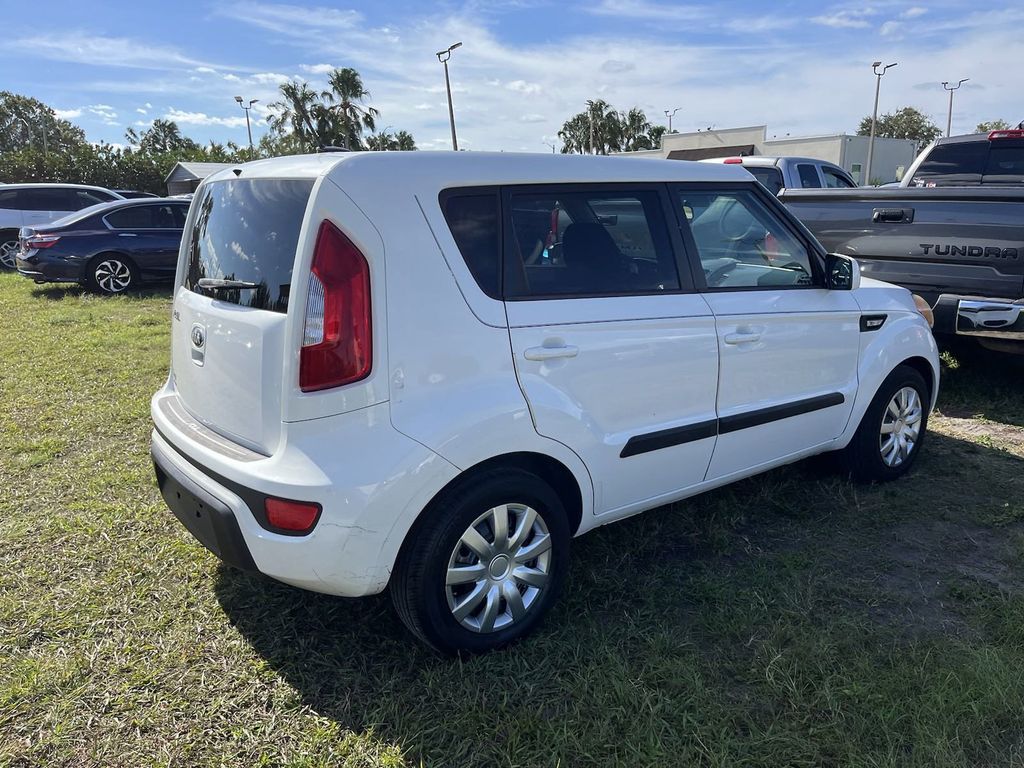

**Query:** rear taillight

left=989, top=129, right=1024, bottom=140
left=265, top=497, right=321, bottom=533
left=28, top=234, right=60, bottom=249
left=299, top=220, right=372, bottom=392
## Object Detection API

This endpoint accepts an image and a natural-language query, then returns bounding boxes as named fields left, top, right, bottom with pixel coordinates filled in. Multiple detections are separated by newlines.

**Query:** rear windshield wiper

left=197, top=278, right=261, bottom=290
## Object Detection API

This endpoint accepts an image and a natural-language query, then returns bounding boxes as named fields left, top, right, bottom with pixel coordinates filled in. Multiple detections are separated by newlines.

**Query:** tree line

left=0, top=68, right=417, bottom=194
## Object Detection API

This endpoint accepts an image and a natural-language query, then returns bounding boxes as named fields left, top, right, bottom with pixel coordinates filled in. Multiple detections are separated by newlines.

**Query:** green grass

left=2, top=271, right=1024, bottom=767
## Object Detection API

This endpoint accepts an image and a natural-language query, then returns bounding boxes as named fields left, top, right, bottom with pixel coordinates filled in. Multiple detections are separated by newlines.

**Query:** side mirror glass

left=825, top=253, right=861, bottom=291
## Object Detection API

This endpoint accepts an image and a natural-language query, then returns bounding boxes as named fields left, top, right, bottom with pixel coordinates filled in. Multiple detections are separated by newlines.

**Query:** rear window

left=185, top=179, right=314, bottom=313
left=913, top=141, right=988, bottom=185
left=744, top=167, right=784, bottom=195
left=982, top=144, right=1024, bottom=184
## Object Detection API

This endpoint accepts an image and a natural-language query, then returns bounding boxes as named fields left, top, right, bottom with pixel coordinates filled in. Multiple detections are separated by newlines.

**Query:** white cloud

left=902, top=7, right=927, bottom=18
left=195, top=66, right=217, bottom=74
left=54, top=108, right=82, bottom=119
left=251, top=72, right=291, bottom=84
left=300, top=63, right=336, bottom=75
left=135, top=107, right=148, bottom=114
left=880, top=20, right=901, bottom=37
left=2, top=32, right=218, bottom=70
left=223, top=74, right=242, bottom=83
left=519, top=114, right=546, bottom=123
left=811, top=10, right=874, bottom=29
left=163, top=108, right=248, bottom=128
left=506, top=80, right=541, bottom=94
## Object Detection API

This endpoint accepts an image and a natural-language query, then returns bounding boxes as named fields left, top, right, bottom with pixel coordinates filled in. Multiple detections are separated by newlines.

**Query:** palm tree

left=558, top=113, right=591, bottom=154
left=268, top=81, right=322, bottom=150
left=323, top=68, right=380, bottom=150
left=366, top=129, right=418, bottom=151
left=619, top=107, right=654, bottom=151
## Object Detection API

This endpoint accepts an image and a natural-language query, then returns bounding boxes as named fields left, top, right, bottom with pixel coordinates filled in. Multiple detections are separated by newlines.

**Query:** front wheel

left=841, top=364, right=930, bottom=482
left=391, top=468, right=570, bottom=655
left=87, top=255, right=138, bottom=294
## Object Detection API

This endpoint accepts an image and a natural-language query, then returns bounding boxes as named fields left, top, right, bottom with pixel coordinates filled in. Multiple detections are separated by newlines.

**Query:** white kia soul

left=151, top=152, right=939, bottom=654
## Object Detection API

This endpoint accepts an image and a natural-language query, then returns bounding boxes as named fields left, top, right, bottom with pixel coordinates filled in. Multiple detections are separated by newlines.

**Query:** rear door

left=674, top=183, right=860, bottom=480
left=171, top=178, right=316, bottom=454
left=503, top=184, right=719, bottom=517
left=103, top=203, right=185, bottom=278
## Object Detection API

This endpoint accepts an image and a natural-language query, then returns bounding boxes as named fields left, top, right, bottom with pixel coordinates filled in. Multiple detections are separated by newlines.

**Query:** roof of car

left=0, top=182, right=121, bottom=192
left=204, top=151, right=754, bottom=189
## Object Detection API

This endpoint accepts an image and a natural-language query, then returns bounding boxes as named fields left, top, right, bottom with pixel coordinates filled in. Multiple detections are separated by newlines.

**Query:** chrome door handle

left=118, top=233, right=138, bottom=237
left=724, top=332, right=761, bottom=345
left=524, top=345, right=579, bottom=361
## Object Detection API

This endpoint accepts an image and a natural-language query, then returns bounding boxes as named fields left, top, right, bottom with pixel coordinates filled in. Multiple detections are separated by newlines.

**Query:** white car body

left=151, top=152, right=938, bottom=629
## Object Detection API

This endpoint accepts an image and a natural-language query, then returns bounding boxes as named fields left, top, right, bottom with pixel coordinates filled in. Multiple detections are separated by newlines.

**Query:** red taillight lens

left=29, top=234, right=61, bottom=249
left=299, top=220, right=372, bottom=392
left=989, top=129, right=1024, bottom=140
left=265, top=497, right=321, bottom=533
left=723, top=157, right=744, bottom=164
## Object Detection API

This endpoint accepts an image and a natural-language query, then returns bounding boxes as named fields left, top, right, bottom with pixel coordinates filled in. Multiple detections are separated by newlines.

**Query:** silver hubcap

left=94, top=259, right=132, bottom=293
left=879, top=386, right=922, bottom=467
left=0, top=240, right=17, bottom=268
left=445, top=503, right=552, bottom=634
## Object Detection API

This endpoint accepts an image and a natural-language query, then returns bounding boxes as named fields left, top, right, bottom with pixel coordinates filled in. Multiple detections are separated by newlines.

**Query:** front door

left=673, top=184, right=861, bottom=481
left=503, top=184, right=719, bottom=517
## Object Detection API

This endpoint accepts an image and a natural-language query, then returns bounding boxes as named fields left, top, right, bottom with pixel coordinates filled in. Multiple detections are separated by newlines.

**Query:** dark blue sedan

left=15, top=198, right=190, bottom=294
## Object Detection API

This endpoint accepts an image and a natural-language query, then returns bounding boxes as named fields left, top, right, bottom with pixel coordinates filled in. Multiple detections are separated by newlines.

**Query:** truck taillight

left=988, top=129, right=1024, bottom=140
left=723, top=157, right=744, bottom=164
left=299, top=220, right=371, bottom=392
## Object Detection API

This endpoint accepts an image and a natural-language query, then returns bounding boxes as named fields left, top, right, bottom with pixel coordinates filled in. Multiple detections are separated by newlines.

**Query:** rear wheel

left=841, top=364, right=929, bottom=482
left=391, top=468, right=570, bottom=655
left=87, top=255, right=138, bottom=294
left=0, top=234, right=18, bottom=269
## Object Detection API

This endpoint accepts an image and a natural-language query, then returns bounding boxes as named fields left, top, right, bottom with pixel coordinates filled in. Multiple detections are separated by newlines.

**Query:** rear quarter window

left=441, top=192, right=501, bottom=299
left=184, top=179, right=314, bottom=313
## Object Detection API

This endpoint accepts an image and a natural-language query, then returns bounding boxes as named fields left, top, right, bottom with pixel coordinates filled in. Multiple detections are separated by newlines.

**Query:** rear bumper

left=152, top=438, right=257, bottom=572
left=932, top=294, right=1024, bottom=340
left=16, top=252, right=84, bottom=283
left=150, top=388, right=460, bottom=597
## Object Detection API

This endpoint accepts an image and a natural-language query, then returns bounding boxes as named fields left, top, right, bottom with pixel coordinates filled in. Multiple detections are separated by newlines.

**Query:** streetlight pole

left=234, top=96, right=259, bottom=158
left=664, top=107, right=680, bottom=132
left=543, top=141, right=556, bottom=154
left=866, top=60, right=897, bottom=186
left=436, top=42, right=462, bottom=151
left=13, top=116, right=34, bottom=152
left=942, top=78, right=968, bottom=137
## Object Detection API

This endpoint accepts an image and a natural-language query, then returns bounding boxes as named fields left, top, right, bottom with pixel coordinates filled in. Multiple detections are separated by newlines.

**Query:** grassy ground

left=2, top=271, right=1024, bottom=767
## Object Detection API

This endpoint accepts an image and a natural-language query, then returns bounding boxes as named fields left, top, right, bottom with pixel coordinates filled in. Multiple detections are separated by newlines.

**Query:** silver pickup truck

left=781, top=187, right=1024, bottom=351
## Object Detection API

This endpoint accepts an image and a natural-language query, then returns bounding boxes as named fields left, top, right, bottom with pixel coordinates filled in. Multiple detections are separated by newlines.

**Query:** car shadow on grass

left=212, top=428, right=1024, bottom=767
left=29, top=283, right=173, bottom=301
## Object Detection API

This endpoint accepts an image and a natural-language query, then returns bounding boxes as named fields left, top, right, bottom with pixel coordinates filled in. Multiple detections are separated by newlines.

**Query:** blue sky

left=3, top=1, right=1021, bottom=151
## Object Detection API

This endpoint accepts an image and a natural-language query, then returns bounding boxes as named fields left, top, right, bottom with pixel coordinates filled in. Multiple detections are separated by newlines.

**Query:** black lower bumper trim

left=152, top=439, right=258, bottom=572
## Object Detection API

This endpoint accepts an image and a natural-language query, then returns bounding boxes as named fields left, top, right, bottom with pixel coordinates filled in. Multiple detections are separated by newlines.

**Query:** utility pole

left=866, top=61, right=897, bottom=186
left=436, top=42, right=462, bottom=151
left=942, top=78, right=968, bottom=137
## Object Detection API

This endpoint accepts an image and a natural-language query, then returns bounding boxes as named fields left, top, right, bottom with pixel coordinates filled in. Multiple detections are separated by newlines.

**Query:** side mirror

left=825, top=253, right=861, bottom=291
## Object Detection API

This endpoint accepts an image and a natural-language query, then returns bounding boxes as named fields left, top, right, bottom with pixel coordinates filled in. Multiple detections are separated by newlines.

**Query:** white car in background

left=0, top=183, right=124, bottom=268
left=150, top=152, right=939, bottom=654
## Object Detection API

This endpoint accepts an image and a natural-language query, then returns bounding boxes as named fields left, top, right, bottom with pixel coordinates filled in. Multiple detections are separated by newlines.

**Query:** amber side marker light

left=912, top=294, right=934, bottom=328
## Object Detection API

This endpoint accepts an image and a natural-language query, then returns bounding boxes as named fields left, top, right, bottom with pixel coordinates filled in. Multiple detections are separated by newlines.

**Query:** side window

left=797, top=164, right=822, bottom=188
left=105, top=206, right=156, bottom=229
left=982, top=145, right=1024, bottom=184
left=22, top=189, right=74, bottom=211
left=504, top=188, right=679, bottom=299
left=823, top=167, right=855, bottom=188
left=0, top=190, right=20, bottom=209
left=73, top=190, right=110, bottom=209
left=172, top=204, right=189, bottom=228
left=678, top=189, right=816, bottom=290
left=441, top=193, right=500, bottom=299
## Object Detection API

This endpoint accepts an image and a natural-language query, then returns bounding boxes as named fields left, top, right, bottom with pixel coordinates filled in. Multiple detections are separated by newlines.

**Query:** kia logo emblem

left=191, top=325, right=206, bottom=348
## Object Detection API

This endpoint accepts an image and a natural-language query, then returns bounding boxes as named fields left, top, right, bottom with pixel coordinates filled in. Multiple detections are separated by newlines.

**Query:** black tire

left=841, top=364, right=930, bottom=482
left=86, top=254, right=139, bottom=294
left=0, top=231, right=19, bottom=269
left=390, top=467, right=570, bottom=655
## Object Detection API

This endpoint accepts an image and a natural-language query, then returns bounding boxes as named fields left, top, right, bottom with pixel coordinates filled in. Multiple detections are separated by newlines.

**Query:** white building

left=619, top=125, right=918, bottom=184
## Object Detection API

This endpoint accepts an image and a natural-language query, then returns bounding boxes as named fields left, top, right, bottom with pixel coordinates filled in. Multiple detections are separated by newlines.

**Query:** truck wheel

left=842, top=364, right=929, bottom=482
left=391, top=467, right=570, bottom=655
